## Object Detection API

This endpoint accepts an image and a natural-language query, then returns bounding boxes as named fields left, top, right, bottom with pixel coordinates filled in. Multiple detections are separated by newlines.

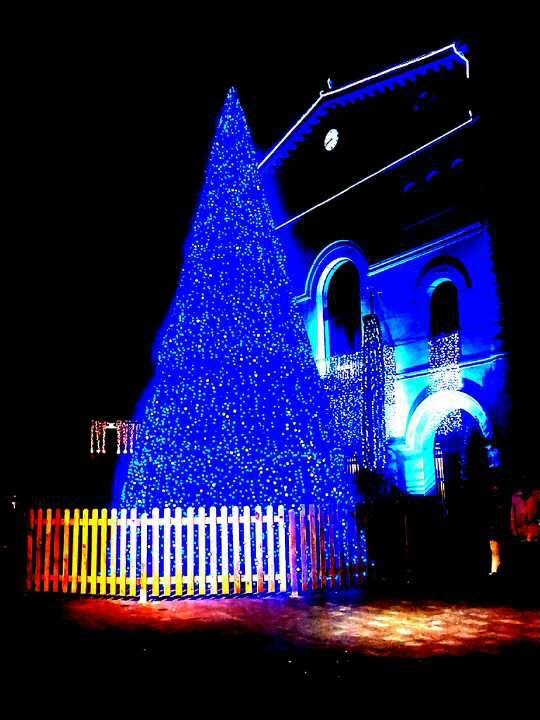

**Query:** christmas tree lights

left=114, top=88, right=355, bottom=513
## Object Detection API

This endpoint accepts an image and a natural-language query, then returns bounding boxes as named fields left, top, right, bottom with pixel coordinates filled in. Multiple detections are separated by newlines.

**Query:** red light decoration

left=90, top=420, right=140, bottom=455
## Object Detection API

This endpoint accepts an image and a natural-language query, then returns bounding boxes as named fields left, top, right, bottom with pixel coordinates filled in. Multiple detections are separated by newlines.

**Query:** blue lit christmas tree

left=114, top=88, right=354, bottom=512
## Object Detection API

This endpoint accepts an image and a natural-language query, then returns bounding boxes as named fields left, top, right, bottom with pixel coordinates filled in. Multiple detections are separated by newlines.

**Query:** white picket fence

left=26, top=504, right=364, bottom=600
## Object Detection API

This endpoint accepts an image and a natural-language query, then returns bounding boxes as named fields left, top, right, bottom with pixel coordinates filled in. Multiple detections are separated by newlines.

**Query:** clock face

left=324, top=128, right=339, bottom=151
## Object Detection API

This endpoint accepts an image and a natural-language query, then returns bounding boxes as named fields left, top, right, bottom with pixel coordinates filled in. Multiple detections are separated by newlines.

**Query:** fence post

left=174, top=507, right=183, bottom=597
left=308, top=504, right=318, bottom=591
left=198, top=507, right=206, bottom=596
left=209, top=506, right=218, bottom=595
left=220, top=506, right=229, bottom=595
left=163, top=507, right=171, bottom=597
left=61, top=508, right=70, bottom=593
left=232, top=506, right=241, bottom=594
left=299, top=505, right=308, bottom=592
left=52, top=509, right=62, bottom=593
left=90, top=508, right=99, bottom=594
left=118, top=509, right=127, bottom=596
left=266, top=505, right=275, bottom=593
left=288, top=508, right=298, bottom=596
left=35, top=509, right=44, bottom=592
left=278, top=505, right=286, bottom=592
left=255, top=505, right=264, bottom=593
left=342, top=509, right=352, bottom=587
left=70, top=509, right=80, bottom=593
left=329, top=507, right=336, bottom=590
left=109, top=508, right=118, bottom=595
left=99, top=508, right=108, bottom=595
left=151, top=508, right=160, bottom=597
left=26, top=509, right=34, bottom=592
left=318, top=507, right=327, bottom=590
left=186, top=507, right=195, bottom=596
left=129, top=508, right=137, bottom=597
left=140, top=512, right=148, bottom=603
left=43, top=509, right=52, bottom=593
left=243, top=506, right=252, bottom=594
left=338, top=514, right=347, bottom=588
left=80, top=509, right=89, bottom=594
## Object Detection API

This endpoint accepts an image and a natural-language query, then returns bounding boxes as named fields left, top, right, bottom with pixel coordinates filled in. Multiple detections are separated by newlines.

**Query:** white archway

left=405, top=389, right=493, bottom=494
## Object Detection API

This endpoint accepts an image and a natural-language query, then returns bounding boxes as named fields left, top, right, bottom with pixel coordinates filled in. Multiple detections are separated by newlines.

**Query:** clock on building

left=324, top=128, right=339, bottom=151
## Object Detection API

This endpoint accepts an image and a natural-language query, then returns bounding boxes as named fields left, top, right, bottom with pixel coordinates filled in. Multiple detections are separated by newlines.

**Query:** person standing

left=511, top=479, right=540, bottom=543
left=485, top=473, right=510, bottom=575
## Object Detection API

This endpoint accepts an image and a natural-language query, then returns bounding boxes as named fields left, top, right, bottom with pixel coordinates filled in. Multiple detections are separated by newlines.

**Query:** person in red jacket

left=511, top=479, right=540, bottom=543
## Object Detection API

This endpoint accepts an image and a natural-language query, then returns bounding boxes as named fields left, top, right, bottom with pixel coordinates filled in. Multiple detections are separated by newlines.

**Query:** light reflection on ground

left=65, top=595, right=539, bottom=659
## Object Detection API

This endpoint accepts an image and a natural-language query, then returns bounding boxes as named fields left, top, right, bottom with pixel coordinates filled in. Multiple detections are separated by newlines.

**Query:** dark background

left=7, top=27, right=523, bottom=506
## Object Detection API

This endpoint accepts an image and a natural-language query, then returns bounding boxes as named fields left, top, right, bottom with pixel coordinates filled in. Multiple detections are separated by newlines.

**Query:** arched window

left=326, top=261, right=361, bottom=356
left=430, top=280, right=459, bottom=337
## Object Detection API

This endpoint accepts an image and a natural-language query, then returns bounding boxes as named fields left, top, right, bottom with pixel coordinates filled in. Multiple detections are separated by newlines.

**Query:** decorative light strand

left=383, top=345, right=397, bottom=438
left=428, top=331, right=463, bottom=434
left=90, top=420, right=141, bottom=455
left=360, top=314, right=387, bottom=472
left=320, top=342, right=396, bottom=468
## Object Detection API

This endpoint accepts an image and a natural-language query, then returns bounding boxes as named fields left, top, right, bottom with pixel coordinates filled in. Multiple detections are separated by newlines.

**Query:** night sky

left=9, top=28, right=522, bottom=504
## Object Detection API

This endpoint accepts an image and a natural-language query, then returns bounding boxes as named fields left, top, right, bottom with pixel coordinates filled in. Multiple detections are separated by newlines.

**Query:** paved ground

left=64, top=594, right=539, bottom=660
left=6, top=579, right=539, bottom=699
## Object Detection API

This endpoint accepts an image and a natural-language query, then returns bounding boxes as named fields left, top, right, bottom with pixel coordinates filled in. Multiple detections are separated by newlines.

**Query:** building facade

left=260, top=44, right=508, bottom=499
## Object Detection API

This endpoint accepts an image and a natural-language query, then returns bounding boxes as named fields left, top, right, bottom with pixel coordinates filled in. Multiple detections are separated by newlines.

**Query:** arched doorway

left=406, top=391, right=499, bottom=580
left=433, top=410, right=493, bottom=579
left=406, top=389, right=493, bottom=495
left=434, top=411, right=490, bottom=508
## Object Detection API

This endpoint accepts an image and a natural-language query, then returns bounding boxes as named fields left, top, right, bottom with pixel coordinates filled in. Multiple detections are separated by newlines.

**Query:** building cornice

left=395, top=350, right=508, bottom=382
left=368, top=222, right=484, bottom=276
